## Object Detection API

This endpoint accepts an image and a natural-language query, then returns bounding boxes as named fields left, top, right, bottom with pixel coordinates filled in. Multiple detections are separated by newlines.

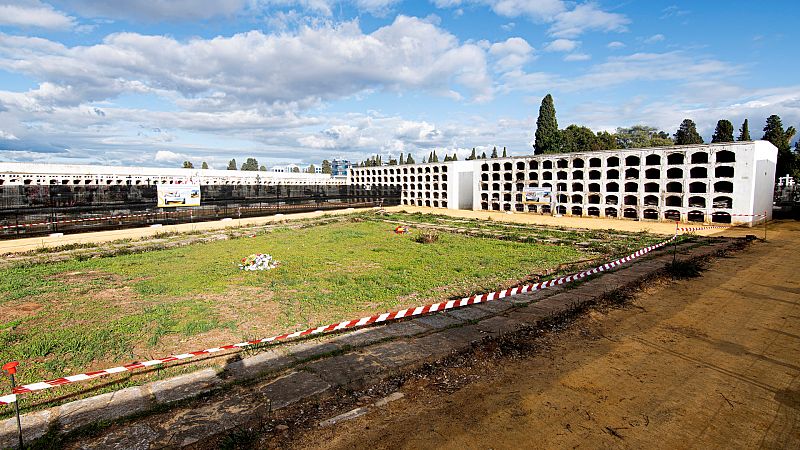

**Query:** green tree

left=241, top=157, right=259, bottom=171
left=398, top=154, right=405, bottom=165
left=443, top=155, right=451, bottom=162
left=674, top=119, right=704, bottom=145
left=467, top=148, right=476, bottom=160
left=431, top=150, right=439, bottom=163
left=481, top=151, right=487, bottom=159
left=738, top=119, right=751, bottom=141
left=502, top=147, right=507, bottom=157
left=201, top=161, right=209, bottom=169
left=763, top=115, right=798, bottom=177
left=614, top=125, right=667, bottom=148
left=491, top=146, right=498, bottom=158
left=560, top=125, right=600, bottom=152
left=227, top=159, right=237, bottom=170
left=181, top=161, right=194, bottom=169
left=534, top=94, right=559, bottom=154
left=451, top=152, right=458, bottom=161
left=422, top=156, right=427, bottom=164
left=711, top=119, right=734, bottom=143
left=291, top=166, right=300, bottom=173
left=596, top=131, right=617, bottom=150
left=259, top=165, right=266, bottom=171
left=406, top=154, right=415, bottom=164
left=307, top=164, right=316, bottom=173
left=321, top=159, right=332, bottom=174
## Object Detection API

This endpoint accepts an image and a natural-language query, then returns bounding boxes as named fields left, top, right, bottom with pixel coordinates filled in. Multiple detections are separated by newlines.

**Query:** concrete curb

left=0, top=238, right=737, bottom=448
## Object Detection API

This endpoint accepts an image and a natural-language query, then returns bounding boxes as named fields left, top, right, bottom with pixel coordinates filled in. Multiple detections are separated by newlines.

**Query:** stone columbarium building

left=350, top=141, right=777, bottom=225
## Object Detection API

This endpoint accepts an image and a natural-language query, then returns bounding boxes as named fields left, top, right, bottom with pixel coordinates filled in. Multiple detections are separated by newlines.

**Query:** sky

left=0, top=0, right=798, bottom=169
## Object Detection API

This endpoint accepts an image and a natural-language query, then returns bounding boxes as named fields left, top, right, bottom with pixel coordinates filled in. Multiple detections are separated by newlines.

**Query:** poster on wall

left=522, top=187, right=552, bottom=205
left=157, top=184, right=201, bottom=207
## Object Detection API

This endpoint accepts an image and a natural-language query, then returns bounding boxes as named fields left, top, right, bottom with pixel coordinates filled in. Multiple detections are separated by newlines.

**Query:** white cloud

left=0, top=1, right=76, bottom=29
left=154, top=150, right=188, bottom=162
left=544, top=38, right=578, bottom=52
left=0, top=130, right=19, bottom=140
left=548, top=2, right=629, bottom=38
left=563, top=52, right=590, bottom=62
left=0, top=16, right=493, bottom=110
left=489, top=37, right=534, bottom=71
left=432, top=1, right=628, bottom=38
left=644, top=34, right=665, bottom=44
left=607, top=41, right=625, bottom=49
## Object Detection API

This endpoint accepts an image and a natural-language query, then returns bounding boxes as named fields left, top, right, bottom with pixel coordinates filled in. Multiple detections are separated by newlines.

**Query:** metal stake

left=3, top=362, right=23, bottom=449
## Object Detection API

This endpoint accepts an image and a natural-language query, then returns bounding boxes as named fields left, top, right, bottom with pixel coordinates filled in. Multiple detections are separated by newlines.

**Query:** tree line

left=180, top=158, right=333, bottom=174
left=533, top=93, right=798, bottom=177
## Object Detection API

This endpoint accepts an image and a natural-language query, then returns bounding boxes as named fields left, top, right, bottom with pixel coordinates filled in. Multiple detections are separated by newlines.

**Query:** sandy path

left=392, top=205, right=767, bottom=238
left=293, top=220, right=800, bottom=449
left=0, top=207, right=373, bottom=254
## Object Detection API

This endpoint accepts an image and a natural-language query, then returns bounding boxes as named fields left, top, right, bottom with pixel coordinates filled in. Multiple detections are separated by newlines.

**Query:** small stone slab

left=0, top=409, right=52, bottom=449
left=438, top=324, right=487, bottom=346
left=379, top=320, right=429, bottom=339
left=285, top=341, right=342, bottom=363
left=222, top=349, right=294, bottom=382
left=474, top=316, right=526, bottom=335
left=58, top=386, right=151, bottom=433
left=472, top=300, right=514, bottom=314
left=259, top=371, right=331, bottom=410
left=303, top=351, right=385, bottom=388
left=413, top=312, right=464, bottom=330
left=148, top=368, right=222, bottom=405
left=446, top=305, right=495, bottom=322
left=328, top=327, right=391, bottom=349
left=366, top=340, right=430, bottom=372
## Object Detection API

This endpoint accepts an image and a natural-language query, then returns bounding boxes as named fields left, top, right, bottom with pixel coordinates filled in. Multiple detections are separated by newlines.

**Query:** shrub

left=412, top=230, right=440, bottom=244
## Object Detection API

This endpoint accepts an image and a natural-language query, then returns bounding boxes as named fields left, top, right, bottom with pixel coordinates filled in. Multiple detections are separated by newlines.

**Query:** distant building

left=331, top=159, right=352, bottom=176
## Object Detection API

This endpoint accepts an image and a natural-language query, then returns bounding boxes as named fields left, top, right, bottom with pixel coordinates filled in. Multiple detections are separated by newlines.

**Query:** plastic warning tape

left=0, top=394, right=15, bottom=405
left=2, top=233, right=678, bottom=402
left=676, top=225, right=735, bottom=232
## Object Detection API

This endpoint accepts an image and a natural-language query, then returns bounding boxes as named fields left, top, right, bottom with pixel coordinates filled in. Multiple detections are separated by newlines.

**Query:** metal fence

left=0, top=184, right=400, bottom=238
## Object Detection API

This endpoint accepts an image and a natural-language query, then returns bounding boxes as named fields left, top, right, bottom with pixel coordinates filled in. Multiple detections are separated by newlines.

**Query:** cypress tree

left=422, top=156, right=427, bottom=164
left=432, top=150, right=439, bottom=163
left=491, top=146, right=498, bottom=158
left=227, top=159, right=237, bottom=170
left=399, top=153, right=405, bottom=165
left=673, top=119, right=704, bottom=145
left=534, top=94, right=559, bottom=154
left=738, top=119, right=751, bottom=141
left=468, top=148, right=476, bottom=160
left=451, top=152, right=458, bottom=161
left=763, top=115, right=797, bottom=177
left=201, top=161, right=209, bottom=169
left=406, top=154, right=415, bottom=164
left=502, top=147, right=507, bottom=157
left=481, top=151, right=487, bottom=159
left=711, top=119, right=734, bottom=143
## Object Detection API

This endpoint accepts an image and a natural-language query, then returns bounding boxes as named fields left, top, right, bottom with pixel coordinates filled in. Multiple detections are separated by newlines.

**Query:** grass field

left=0, top=213, right=663, bottom=407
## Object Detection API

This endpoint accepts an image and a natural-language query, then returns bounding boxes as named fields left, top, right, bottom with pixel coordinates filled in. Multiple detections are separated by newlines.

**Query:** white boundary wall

left=0, top=162, right=342, bottom=186
left=349, top=141, right=777, bottom=225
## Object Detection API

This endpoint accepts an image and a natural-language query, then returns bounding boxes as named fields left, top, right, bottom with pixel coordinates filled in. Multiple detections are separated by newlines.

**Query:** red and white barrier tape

left=0, top=233, right=679, bottom=404
left=0, top=210, right=190, bottom=230
left=676, top=225, right=734, bottom=232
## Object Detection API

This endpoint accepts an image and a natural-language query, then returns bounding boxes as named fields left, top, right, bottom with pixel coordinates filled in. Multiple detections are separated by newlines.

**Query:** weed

left=412, top=230, right=440, bottom=244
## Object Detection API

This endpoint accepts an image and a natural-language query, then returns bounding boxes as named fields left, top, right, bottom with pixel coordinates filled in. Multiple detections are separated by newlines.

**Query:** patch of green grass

left=0, top=216, right=661, bottom=405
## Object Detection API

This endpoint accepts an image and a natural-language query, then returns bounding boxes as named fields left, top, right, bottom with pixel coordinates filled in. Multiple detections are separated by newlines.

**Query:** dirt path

left=393, top=205, right=767, bottom=237
left=292, top=220, right=800, bottom=449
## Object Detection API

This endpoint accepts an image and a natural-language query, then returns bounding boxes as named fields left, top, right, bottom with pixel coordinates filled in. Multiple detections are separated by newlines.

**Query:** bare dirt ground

left=289, top=220, right=800, bottom=450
